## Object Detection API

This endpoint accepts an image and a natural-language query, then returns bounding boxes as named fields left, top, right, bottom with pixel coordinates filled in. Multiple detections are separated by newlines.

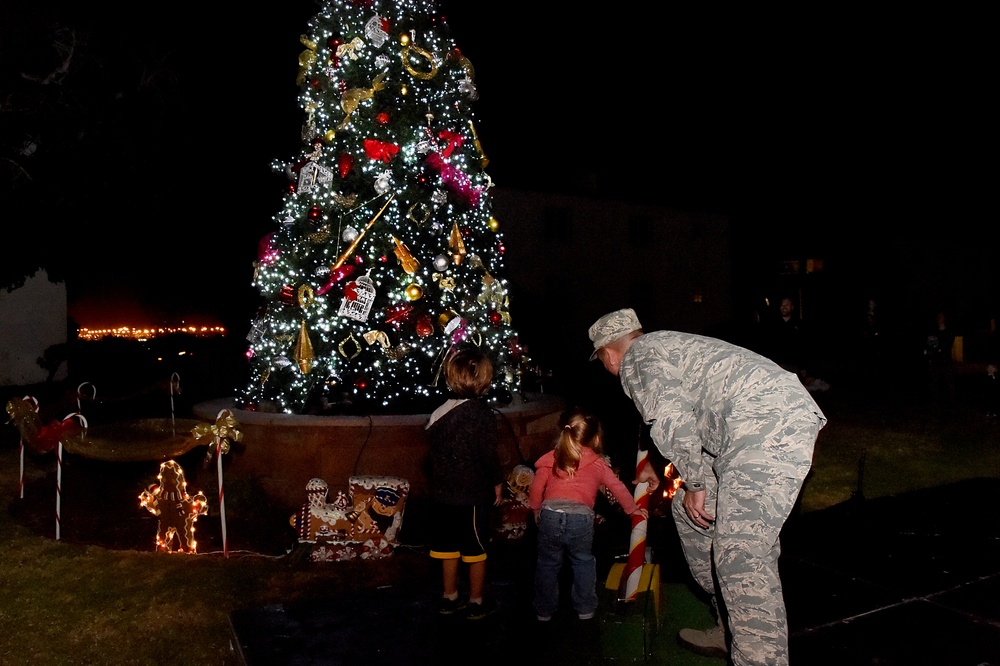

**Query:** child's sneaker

left=463, top=598, right=497, bottom=620
left=437, top=596, right=467, bottom=615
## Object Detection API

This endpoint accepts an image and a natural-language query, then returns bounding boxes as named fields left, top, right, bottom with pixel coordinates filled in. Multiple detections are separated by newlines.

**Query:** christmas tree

left=237, top=0, right=526, bottom=415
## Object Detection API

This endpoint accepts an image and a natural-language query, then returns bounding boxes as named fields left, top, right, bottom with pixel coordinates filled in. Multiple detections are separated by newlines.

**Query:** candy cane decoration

left=619, top=448, right=651, bottom=601
left=215, top=421, right=228, bottom=558
left=191, top=409, right=242, bottom=558
left=169, top=373, right=181, bottom=435
left=76, top=382, right=96, bottom=414
left=17, top=395, right=39, bottom=499
left=57, top=412, right=88, bottom=541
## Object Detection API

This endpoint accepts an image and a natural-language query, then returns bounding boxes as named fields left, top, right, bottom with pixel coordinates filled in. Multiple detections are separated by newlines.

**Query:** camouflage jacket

left=619, top=331, right=827, bottom=490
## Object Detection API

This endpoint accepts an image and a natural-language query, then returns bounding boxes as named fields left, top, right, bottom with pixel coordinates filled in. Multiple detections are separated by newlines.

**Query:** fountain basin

left=193, top=394, right=565, bottom=511
left=63, top=418, right=207, bottom=462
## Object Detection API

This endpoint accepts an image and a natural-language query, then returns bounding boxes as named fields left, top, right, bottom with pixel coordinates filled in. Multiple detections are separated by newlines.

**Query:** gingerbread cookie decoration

left=139, top=460, right=209, bottom=553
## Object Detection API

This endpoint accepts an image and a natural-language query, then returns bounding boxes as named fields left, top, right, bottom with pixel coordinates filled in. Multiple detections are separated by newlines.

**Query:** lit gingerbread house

left=291, top=475, right=409, bottom=562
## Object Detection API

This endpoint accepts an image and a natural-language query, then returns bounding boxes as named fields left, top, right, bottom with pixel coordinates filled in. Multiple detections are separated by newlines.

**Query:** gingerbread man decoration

left=139, top=460, right=209, bottom=553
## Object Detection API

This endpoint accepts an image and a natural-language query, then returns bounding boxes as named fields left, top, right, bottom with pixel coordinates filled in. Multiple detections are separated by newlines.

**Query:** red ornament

left=489, top=310, right=503, bottom=328
left=416, top=315, right=434, bottom=337
left=376, top=112, right=390, bottom=125
left=287, top=182, right=297, bottom=194
left=338, top=153, right=354, bottom=178
left=327, top=36, right=340, bottom=50
left=279, top=285, right=296, bottom=305
left=317, top=264, right=356, bottom=296
left=308, top=205, right=322, bottom=221
left=309, top=79, right=321, bottom=89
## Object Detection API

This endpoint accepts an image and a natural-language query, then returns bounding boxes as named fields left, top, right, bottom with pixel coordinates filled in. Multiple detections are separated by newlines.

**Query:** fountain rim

left=193, top=393, right=565, bottom=427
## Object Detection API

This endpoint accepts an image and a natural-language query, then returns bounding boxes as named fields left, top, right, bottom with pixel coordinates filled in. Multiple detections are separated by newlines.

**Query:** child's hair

left=444, top=344, right=493, bottom=398
left=553, top=406, right=604, bottom=477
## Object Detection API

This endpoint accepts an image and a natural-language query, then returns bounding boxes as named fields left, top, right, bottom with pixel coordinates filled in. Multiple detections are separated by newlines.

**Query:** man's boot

left=678, top=624, right=728, bottom=659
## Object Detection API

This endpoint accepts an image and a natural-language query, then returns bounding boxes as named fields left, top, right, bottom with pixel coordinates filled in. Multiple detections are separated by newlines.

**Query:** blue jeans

left=533, top=506, right=597, bottom=618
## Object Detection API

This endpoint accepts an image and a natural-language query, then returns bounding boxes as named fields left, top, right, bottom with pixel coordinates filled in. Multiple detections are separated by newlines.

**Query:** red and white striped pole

left=57, top=412, right=88, bottom=541
left=619, top=448, right=651, bottom=601
left=18, top=395, right=39, bottom=499
left=76, top=382, right=96, bottom=415
left=215, top=409, right=229, bottom=558
left=169, top=373, right=181, bottom=436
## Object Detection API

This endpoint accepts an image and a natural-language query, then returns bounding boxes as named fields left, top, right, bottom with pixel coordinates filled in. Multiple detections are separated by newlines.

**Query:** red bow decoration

left=438, top=130, right=465, bottom=158
left=32, top=418, right=83, bottom=455
left=364, top=138, right=400, bottom=163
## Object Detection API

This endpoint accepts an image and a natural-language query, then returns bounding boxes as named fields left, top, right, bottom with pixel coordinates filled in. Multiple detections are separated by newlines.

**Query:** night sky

left=4, top=2, right=993, bottom=338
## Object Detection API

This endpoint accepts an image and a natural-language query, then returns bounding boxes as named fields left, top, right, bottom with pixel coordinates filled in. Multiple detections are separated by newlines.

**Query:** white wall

left=0, top=270, right=68, bottom=386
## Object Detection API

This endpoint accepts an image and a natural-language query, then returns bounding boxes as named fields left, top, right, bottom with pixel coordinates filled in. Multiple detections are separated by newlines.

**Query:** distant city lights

left=77, top=325, right=227, bottom=341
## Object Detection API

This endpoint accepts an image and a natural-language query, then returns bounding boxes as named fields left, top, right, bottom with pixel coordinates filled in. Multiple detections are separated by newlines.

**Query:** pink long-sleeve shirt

left=529, top=447, right=639, bottom=514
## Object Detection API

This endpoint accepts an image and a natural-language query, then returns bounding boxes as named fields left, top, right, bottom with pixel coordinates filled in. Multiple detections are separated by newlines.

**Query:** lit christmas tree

left=238, top=0, right=526, bottom=415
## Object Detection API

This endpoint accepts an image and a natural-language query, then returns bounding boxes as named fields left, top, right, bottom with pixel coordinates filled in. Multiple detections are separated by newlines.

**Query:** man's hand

left=683, top=489, right=714, bottom=528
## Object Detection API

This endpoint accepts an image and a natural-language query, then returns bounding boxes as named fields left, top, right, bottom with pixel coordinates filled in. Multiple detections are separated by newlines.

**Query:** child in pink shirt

left=529, top=406, right=647, bottom=621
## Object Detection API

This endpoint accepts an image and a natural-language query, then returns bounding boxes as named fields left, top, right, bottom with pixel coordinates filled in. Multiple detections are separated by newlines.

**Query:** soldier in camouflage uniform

left=589, top=308, right=826, bottom=665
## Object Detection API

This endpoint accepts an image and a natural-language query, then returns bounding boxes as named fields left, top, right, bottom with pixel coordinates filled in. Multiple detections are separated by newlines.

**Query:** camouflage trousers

left=671, top=412, right=822, bottom=666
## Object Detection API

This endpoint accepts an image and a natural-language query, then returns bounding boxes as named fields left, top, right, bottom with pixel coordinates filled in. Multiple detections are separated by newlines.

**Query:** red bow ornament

left=364, top=138, right=400, bottom=163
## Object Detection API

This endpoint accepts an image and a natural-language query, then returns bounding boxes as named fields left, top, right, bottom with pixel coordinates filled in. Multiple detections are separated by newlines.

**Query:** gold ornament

left=407, top=202, right=431, bottom=226
left=338, top=71, right=388, bottom=129
left=438, top=309, right=458, bottom=330
left=296, top=35, right=318, bottom=86
left=449, top=222, right=466, bottom=264
left=307, top=227, right=331, bottom=244
left=333, top=193, right=395, bottom=270
left=405, top=283, right=423, bottom=301
left=297, top=285, right=315, bottom=309
left=294, top=320, right=315, bottom=373
left=469, top=120, right=489, bottom=168
left=433, top=273, right=455, bottom=291
left=401, top=44, right=438, bottom=80
left=335, top=36, right=365, bottom=61
left=386, top=344, right=410, bottom=361
left=363, top=330, right=390, bottom=348
left=393, top=236, right=419, bottom=274
left=324, top=129, right=336, bottom=143
left=488, top=217, right=500, bottom=231
left=338, top=333, right=362, bottom=359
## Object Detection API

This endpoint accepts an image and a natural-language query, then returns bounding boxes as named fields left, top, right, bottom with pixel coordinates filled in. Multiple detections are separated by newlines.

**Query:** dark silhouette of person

left=766, top=298, right=804, bottom=371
